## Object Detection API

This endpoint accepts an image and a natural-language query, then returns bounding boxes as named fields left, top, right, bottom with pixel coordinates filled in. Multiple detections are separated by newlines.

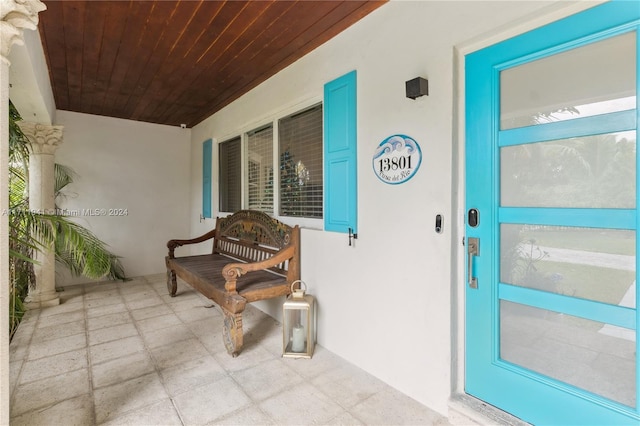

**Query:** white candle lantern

left=283, top=280, right=315, bottom=358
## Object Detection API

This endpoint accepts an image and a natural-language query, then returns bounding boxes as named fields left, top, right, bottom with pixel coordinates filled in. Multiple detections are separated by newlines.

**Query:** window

left=219, top=137, right=241, bottom=213
left=216, top=104, right=324, bottom=219
left=246, top=125, right=274, bottom=214
left=279, top=105, right=323, bottom=218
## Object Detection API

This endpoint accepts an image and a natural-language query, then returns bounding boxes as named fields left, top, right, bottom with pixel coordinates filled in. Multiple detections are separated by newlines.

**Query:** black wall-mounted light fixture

left=405, top=77, right=429, bottom=99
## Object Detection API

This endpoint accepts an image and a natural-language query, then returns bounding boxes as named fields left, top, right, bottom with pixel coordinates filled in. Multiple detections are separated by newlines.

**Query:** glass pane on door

left=501, top=300, right=636, bottom=407
left=500, top=31, right=636, bottom=129
left=501, top=131, right=637, bottom=208
left=500, top=224, right=635, bottom=305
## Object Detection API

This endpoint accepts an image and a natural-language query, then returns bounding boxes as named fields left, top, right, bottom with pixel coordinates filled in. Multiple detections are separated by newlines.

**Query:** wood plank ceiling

left=38, top=0, right=386, bottom=128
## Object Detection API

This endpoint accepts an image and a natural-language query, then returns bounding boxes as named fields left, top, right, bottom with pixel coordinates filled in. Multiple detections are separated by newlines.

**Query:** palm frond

left=52, top=216, right=126, bottom=280
left=9, top=101, right=30, bottom=168
left=54, top=163, right=76, bottom=194
left=12, top=209, right=126, bottom=281
left=9, top=249, right=37, bottom=264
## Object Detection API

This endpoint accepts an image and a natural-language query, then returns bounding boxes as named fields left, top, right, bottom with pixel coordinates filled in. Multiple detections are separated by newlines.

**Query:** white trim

left=456, top=0, right=607, bottom=56
left=213, top=94, right=323, bottom=145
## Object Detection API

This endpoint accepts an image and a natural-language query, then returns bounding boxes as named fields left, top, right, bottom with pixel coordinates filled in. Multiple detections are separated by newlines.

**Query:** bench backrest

left=213, top=210, right=297, bottom=276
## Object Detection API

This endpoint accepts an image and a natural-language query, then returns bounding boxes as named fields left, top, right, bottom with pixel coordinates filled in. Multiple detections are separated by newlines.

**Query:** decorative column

left=18, top=122, right=63, bottom=308
left=1, top=1, right=47, bottom=424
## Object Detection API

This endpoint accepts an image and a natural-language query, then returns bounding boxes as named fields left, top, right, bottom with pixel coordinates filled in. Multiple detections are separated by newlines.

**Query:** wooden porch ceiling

left=38, top=0, right=387, bottom=128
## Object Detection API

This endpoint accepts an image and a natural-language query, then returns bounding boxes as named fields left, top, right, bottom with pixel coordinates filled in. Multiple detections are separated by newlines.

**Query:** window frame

left=218, top=135, right=242, bottom=214
left=246, top=123, right=275, bottom=215
left=214, top=98, right=325, bottom=229
left=278, top=103, right=324, bottom=220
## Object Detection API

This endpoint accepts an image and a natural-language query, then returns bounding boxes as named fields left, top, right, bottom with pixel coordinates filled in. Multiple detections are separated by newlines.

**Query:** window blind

left=246, top=126, right=274, bottom=214
left=219, top=137, right=241, bottom=213
left=278, top=105, right=323, bottom=218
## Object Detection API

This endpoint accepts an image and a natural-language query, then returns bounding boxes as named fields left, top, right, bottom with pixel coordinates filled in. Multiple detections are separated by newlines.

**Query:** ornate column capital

left=0, top=0, right=46, bottom=62
left=17, top=121, right=63, bottom=154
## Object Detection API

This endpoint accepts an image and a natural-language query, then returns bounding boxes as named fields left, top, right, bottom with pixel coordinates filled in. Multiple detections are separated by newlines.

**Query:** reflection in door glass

left=500, top=31, right=636, bottom=129
left=501, top=301, right=636, bottom=407
left=500, top=224, right=635, bottom=305
left=501, top=131, right=636, bottom=208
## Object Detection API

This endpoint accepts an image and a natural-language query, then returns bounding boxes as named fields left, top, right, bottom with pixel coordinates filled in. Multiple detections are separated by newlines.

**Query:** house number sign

left=372, top=134, right=422, bottom=184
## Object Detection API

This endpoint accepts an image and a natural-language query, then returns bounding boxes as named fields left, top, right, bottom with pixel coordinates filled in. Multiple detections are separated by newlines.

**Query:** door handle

left=467, top=237, right=480, bottom=289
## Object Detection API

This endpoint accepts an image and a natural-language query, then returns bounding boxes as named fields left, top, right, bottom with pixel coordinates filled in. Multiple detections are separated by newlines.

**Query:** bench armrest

left=167, top=229, right=217, bottom=258
left=222, top=245, right=296, bottom=293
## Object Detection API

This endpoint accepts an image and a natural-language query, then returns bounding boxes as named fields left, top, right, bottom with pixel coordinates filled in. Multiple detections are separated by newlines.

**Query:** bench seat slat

left=172, top=254, right=290, bottom=303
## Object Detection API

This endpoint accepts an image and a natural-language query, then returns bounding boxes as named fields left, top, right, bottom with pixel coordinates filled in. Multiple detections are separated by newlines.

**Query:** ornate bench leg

left=223, top=310, right=243, bottom=357
left=166, top=269, right=177, bottom=297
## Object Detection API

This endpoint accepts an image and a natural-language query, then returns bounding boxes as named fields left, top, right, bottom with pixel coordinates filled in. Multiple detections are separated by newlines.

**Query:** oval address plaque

left=372, top=134, right=422, bottom=185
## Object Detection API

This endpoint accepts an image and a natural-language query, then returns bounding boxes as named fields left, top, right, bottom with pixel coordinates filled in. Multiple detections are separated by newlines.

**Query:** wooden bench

left=165, top=210, right=300, bottom=356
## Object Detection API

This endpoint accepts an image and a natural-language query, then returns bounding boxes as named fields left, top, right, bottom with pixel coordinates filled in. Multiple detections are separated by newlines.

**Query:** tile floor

left=9, top=274, right=452, bottom=425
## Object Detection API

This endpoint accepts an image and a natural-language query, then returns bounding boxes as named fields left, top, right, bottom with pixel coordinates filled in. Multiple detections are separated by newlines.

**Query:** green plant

left=280, top=150, right=305, bottom=216
left=515, top=239, right=556, bottom=293
left=501, top=228, right=559, bottom=294
left=8, top=100, right=125, bottom=339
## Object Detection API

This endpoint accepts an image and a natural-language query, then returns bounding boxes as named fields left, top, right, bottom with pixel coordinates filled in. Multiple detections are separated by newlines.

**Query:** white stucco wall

left=189, top=0, right=592, bottom=415
left=54, top=111, right=191, bottom=282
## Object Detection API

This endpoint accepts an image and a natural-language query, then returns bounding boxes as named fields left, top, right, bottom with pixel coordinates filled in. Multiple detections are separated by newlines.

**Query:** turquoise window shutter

left=324, top=70, right=357, bottom=233
left=202, top=139, right=212, bottom=218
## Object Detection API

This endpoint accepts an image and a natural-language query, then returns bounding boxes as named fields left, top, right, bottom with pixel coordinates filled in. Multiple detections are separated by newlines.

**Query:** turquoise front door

left=465, top=2, right=640, bottom=424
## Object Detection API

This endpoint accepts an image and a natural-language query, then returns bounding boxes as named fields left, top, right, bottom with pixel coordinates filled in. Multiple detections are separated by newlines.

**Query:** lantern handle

left=290, top=280, right=306, bottom=293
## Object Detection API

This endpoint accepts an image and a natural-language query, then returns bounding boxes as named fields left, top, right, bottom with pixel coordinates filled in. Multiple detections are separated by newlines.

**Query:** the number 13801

left=378, top=155, right=412, bottom=173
